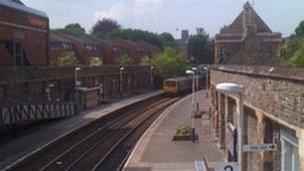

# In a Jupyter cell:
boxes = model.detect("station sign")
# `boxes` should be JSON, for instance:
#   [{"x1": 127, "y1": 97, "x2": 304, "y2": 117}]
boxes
[
  {"x1": 218, "y1": 162, "x2": 239, "y2": 171},
  {"x1": 242, "y1": 143, "x2": 277, "y2": 152}
]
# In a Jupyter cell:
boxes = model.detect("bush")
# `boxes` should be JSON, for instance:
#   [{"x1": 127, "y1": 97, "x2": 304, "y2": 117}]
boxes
[
  {"x1": 90, "y1": 57, "x2": 103, "y2": 66},
  {"x1": 176, "y1": 124, "x2": 190, "y2": 136},
  {"x1": 140, "y1": 56, "x2": 153, "y2": 66},
  {"x1": 58, "y1": 52, "x2": 78, "y2": 67},
  {"x1": 121, "y1": 54, "x2": 133, "y2": 66}
]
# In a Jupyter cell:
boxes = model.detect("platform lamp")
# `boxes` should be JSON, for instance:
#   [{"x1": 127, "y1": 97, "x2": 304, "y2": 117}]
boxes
[
  {"x1": 216, "y1": 83, "x2": 244, "y2": 171},
  {"x1": 150, "y1": 66, "x2": 154, "y2": 89},
  {"x1": 192, "y1": 67, "x2": 199, "y2": 112},
  {"x1": 120, "y1": 66, "x2": 124, "y2": 96},
  {"x1": 186, "y1": 69, "x2": 196, "y2": 143},
  {"x1": 45, "y1": 83, "x2": 54, "y2": 101},
  {"x1": 75, "y1": 67, "x2": 81, "y2": 106},
  {"x1": 203, "y1": 67, "x2": 209, "y2": 98}
]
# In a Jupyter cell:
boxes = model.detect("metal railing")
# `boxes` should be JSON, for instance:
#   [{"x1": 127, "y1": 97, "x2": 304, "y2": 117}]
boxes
[{"x1": 0, "y1": 101, "x2": 79, "y2": 126}]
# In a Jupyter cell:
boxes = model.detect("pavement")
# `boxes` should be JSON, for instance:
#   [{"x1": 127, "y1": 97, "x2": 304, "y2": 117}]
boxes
[
  {"x1": 124, "y1": 90, "x2": 224, "y2": 171},
  {"x1": 0, "y1": 90, "x2": 162, "y2": 170}
]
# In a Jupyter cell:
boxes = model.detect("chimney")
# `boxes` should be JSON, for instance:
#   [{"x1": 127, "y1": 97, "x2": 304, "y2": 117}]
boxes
[{"x1": 242, "y1": 2, "x2": 256, "y2": 38}]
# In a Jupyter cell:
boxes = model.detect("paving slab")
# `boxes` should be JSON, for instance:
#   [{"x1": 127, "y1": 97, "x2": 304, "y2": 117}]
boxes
[
  {"x1": 124, "y1": 90, "x2": 224, "y2": 171},
  {"x1": 0, "y1": 90, "x2": 162, "y2": 170}
]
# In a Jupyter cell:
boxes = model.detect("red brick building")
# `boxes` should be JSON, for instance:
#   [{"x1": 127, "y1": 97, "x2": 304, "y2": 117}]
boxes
[
  {"x1": 49, "y1": 33, "x2": 76, "y2": 65},
  {"x1": 115, "y1": 38, "x2": 141, "y2": 64},
  {"x1": 138, "y1": 41, "x2": 160, "y2": 59},
  {"x1": 0, "y1": 0, "x2": 49, "y2": 66},
  {"x1": 58, "y1": 33, "x2": 104, "y2": 65},
  {"x1": 214, "y1": 2, "x2": 282, "y2": 65}
]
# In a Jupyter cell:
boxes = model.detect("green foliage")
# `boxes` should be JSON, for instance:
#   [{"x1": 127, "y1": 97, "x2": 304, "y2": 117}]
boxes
[
  {"x1": 90, "y1": 57, "x2": 103, "y2": 67},
  {"x1": 277, "y1": 20, "x2": 304, "y2": 67},
  {"x1": 295, "y1": 20, "x2": 304, "y2": 37},
  {"x1": 219, "y1": 25, "x2": 228, "y2": 33},
  {"x1": 140, "y1": 56, "x2": 153, "y2": 66},
  {"x1": 159, "y1": 32, "x2": 176, "y2": 47},
  {"x1": 92, "y1": 18, "x2": 121, "y2": 35},
  {"x1": 58, "y1": 52, "x2": 78, "y2": 67},
  {"x1": 152, "y1": 47, "x2": 190, "y2": 79},
  {"x1": 109, "y1": 29, "x2": 175, "y2": 50},
  {"x1": 289, "y1": 41, "x2": 304, "y2": 67},
  {"x1": 62, "y1": 23, "x2": 86, "y2": 36},
  {"x1": 121, "y1": 54, "x2": 133, "y2": 66},
  {"x1": 176, "y1": 124, "x2": 190, "y2": 136},
  {"x1": 188, "y1": 32, "x2": 214, "y2": 65}
]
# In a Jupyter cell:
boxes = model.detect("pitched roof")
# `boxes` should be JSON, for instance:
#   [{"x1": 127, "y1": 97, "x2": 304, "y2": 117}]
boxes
[
  {"x1": 1, "y1": 0, "x2": 48, "y2": 18},
  {"x1": 221, "y1": 2, "x2": 272, "y2": 35},
  {"x1": 50, "y1": 33, "x2": 73, "y2": 43}
]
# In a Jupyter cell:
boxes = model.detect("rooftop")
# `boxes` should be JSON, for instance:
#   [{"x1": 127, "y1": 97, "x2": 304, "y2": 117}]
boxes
[{"x1": 1, "y1": 0, "x2": 48, "y2": 18}]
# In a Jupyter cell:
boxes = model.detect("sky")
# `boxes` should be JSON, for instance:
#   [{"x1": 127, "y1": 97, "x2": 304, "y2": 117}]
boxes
[{"x1": 22, "y1": 0, "x2": 304, "y2": 38}]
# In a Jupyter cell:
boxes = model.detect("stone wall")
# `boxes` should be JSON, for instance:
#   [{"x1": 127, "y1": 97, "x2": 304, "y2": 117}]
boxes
[{"x1": 210, "y1": 65, "x2": 303, "y2": 171}]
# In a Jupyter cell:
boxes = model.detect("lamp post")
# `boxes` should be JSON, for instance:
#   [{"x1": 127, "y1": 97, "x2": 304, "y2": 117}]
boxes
[
  {"x1": 186, "y1": 69, "x2": 196, "y2": 143},
  {"x1": 150, "y1": 66, "x2": 154, "y2": 89},
  {"x1": 120, "y1": 66, "x2": 124, "y2": 96},
  {"x1": 46, "y1": 83, "x2": 54, "y2": 101},
  {"x1": 75, "y1": 67, "x2": 81, "y2": 104},
  {"x1": 203, "y1": 67, "x2": 209, "y2": 97},
  {"x1": 192, "y1": 67, "x2": 199, "y2": 111},
  {"x1": 216, "y1": 83, "x2": 244, "y2": 171}
]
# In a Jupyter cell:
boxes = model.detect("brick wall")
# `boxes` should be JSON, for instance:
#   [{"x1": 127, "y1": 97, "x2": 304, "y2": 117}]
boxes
[{"x1": 0, "y1": 66, "x2": 154, "y2": 101}]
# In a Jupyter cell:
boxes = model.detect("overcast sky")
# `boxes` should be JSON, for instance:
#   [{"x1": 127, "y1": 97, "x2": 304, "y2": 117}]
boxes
[{"x1": 22, "y1": 0, "x2": 303, "y2": 38}]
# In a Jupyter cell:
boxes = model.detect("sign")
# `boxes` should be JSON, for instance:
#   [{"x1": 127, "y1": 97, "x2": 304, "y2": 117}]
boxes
[
  {"x1": 243, "y1": 143, "x2": 277, "y2": 152},
  {"x1": 218, "y1": 162, "x2": 239, "y2": 171}
]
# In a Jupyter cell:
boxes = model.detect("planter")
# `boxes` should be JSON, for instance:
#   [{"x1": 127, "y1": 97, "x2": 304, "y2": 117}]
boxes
[{"x1": 172, "y1": 134, "x2": 191, "y2": 141}]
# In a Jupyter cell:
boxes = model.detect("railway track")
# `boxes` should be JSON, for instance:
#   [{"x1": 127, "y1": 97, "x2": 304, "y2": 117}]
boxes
[{"x1": 6, "y1": 96, "x2": 180, "y2": 171}]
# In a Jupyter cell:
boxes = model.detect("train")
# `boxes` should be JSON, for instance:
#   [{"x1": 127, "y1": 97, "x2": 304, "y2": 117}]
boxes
[{"x1": 163, "y1": 76, "x2": 203, "y2": 95}]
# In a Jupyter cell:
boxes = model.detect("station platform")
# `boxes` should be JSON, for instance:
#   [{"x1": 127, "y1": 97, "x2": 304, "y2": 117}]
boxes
[
  {"x1": 124, "y1": 90, "x2": 224, "y2": 171},
  {"x1": 0, "y1": 90, "x2": 162, "y2": 170}
]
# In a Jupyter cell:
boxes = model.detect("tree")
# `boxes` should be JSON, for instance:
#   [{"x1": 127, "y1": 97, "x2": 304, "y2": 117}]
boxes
[
  {"x1": 289, "y1": 40, "x2": 304, "y2": 67},
  {"x1": 121, "y1": 54, "x2": 133, "y2": 66},
  {"x1": 90, "y1": 57, "x2": 103, "y2": 67},
  {"x1": 92, "y1": 18, "x2": 121, "y2": 35},
  {"x1": 60, "y1": 23, "x2": 86, "y2": 36},
  {"x1": 188, "y1": 31, "x2": 214, "y2": 65},
  {"x1": 219, "y1": 25, "x2": 228, "y2": 34},
  {"x1": 152, "y1": 47, "x2": 189, "y2": 79},
  {"x1": 277, "y1": 20, "x2": 304, "y2": 67},
  {"x1": 159, "y1": 32, "x2": 176, "y2": 47},
  {"x1": 140, "y1": 56, "x2": 153, "y2": 66},
  {"x1": 295, "y1": 20, "x2": 304, "y2": 37},
  {"x1": 58, "y1": 52, "x2": 78, "y2": 67},
  {"x1": 109, "y1": 29, "x2": 175, "y2": 50}
]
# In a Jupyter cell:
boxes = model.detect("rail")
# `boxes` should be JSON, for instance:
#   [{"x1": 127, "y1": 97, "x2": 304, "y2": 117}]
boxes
[{"x1": 0, "y1": 101, "x2": 78, "y2": 126}]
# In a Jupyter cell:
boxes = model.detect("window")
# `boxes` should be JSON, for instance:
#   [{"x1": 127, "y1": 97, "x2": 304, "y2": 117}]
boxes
[{"x1": 50, "y1": 42, "x2": 62, "y2": 50}]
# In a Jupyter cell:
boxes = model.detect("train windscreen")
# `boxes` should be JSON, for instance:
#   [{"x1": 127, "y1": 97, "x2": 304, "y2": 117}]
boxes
[{"x1": 164, "y1": 81, "x2": 176, "y2": 87}]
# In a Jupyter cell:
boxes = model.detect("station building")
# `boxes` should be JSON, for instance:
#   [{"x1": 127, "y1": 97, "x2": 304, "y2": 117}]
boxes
[
  {"x1": 0, "y1": 0, "x2": 49, "y2": 66},
  {"x1": 210, "y1": 2, "x2": 302, "y2": 171},
  {"x1": 214, "y1": 2, "x2": 282, "y2": 65}
]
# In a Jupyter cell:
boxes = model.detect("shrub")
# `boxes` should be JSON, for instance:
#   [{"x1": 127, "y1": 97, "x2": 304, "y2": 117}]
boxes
[
  {"x1": 58, "y1": 52, "x2": 78, "y2": 67},
  {"x1": 121, "y1": 54, "x2": 133, "y2": 66},
  {"x1": 176, "y1": 124, "x2": 190, "y2": 136},
  {"x1": 90, "y1": 57, "x2": 103, "y2": 67},
  {"x1": 140, "y1": 56, "x2": 153, "y2": 66}
]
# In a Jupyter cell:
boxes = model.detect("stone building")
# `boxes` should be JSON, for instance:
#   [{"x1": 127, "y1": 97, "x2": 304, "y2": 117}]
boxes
[
  {"x1": 214, "y1": 2, "x2": 282, "y2": 65},
  {"x1": 175, "y1": 30, "x2": 190, "y2": 60},
  {"x1": 210, "y1": 65, "x2": 303, "y2": 171}
]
